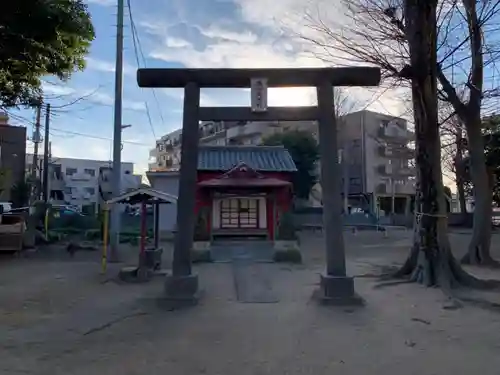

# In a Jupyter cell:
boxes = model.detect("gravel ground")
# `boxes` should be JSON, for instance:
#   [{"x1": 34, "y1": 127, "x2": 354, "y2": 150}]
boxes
[{"x1": 1, "y1": 231, "x2": 500, "y2": 375}]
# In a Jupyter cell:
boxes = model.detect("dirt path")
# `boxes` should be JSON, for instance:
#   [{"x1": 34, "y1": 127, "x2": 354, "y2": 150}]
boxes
[{"x1": 1, "y1": 235, "x2": 500, "y2": 374}]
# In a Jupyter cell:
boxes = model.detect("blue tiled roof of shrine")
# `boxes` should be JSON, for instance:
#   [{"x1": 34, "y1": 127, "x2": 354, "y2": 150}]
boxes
[{"x1": 197, "y1": 146, "x2": 297, "y2": 172}]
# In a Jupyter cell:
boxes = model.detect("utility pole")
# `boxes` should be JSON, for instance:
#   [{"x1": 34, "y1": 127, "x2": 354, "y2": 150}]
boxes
[
  {"x1": 109, "y1": 0, "x2": 125, "y2": 261},
  {"x1": 25, "y1": 101, "x2": 42, "y2": 248},
  {"x1": 30, "y1": 101, "x2": 42, "y2": 203},
  {"x1": 42, "y1": 104, "x2": 51, "y2": 203}
]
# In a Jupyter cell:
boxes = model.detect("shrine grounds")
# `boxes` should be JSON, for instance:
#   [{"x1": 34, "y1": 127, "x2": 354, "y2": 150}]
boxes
[{"x1": 2, "y1": 229, "x2": 500, "y2": 375}]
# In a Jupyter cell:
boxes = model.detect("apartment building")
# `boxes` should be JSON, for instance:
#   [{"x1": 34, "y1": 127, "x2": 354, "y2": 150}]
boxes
[
  {"x1": 148, "y1": 110, "x2": 415, "y2": 215},
  {"x1": 149, "y1": 120, "x2": 316, "y2": 171},
  {"x1": 0, "y1": 112, "x2": 27, "y2": 202},
  {"x1": 26, "y1": 155, "x2": 141, "y2": 210},
  {"x1": 337, "y1": 110, "x2": 415, "y2": 216}
]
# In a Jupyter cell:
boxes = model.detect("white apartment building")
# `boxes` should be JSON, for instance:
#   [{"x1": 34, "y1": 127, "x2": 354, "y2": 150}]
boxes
[{"x1": 26, "y1": 155, "x2": 141, "y2": 210}]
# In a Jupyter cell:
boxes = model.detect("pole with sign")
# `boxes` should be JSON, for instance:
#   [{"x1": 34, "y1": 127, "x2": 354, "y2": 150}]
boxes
[{"x1": 251, "y1": 78, "x2": 268, "y2": 112}]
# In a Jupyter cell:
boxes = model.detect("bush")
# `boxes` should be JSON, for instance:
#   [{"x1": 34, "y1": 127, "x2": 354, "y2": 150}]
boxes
[
  {"x1": 84, "y1": 229, "x2": 101, "y2": 241},
  {"x1": 276, "y1": 211, "x2": 297, "y2": 241},
  {"x1": 273, "y1": 249, "x2": 302, "y2": 263},
  {"x1": 194, "y1": 207, "x2": 210, "y2": 241}
]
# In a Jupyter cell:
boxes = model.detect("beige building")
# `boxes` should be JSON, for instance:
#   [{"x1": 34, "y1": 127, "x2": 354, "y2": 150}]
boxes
[{"x1": 337, "y1": 110, "x2": 415, "y2": 215}]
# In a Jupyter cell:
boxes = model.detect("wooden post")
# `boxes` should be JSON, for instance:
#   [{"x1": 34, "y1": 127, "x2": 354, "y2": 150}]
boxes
[
  {"x1": 172, "y1": 82, "x2": 200, "y2": 277},
  {"x1": 154, "y1": 202, "x2": 160, "y2": 249},
  {"x1": 102, "y1": 207, "x2": 109, "y2": 274},
  {"x1": 317, "y1": 82, "x2": 347, "y2": 277},
  {"x1": 140, "y1": 201, "x2": 147, "y2": 257}
]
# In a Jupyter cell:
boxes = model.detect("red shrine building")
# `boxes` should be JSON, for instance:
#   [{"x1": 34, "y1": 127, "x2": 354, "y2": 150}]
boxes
[{"x1": 147, "y1": 146, "x2": 297, "y2": 240}]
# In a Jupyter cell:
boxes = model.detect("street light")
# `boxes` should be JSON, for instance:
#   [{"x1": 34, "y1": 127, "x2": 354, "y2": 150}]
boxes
[{"x1": 120, "y1": 124, "x2": 131, "y2": 149}]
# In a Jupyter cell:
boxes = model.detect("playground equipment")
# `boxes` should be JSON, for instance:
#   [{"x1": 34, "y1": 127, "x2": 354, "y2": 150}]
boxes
[{"x1": 102, "y1": 187, "x2": 177, "y2": 280}]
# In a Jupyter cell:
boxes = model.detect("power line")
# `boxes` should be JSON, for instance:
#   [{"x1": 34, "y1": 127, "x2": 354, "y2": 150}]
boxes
[
  {"x1": 49, "y1": 127, "x2": 151, "y2": 146},
  {"x1": 6, "y1": 107, "x2": 152, "y2": 148},
  {"x1": 127, "y1": 0, "x2": 165, "y2": 139}
]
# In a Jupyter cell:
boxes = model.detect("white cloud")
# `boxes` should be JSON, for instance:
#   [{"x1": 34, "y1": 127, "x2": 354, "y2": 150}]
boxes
[
  {"x1": 149, "y1": 33, "x2": 324, "y2": 107},
  {"x1": 86, "y1": 57, "x2": 137, "y2": 76},
  {"x1": 199, "y1": 26, "x2": 258, "y2": 44},
  {"x1": 42, "y1": 82, "x2": 76, "y2": 96},
  {"x1": 84, "y1": 91, "x2": 146, "y2": 111},
  {"x1": 84, "y1": 0, "x2": 115, "y2": 6},
  {"x1": 165, "y1": 37, "x2": 192, "y2": 48},
  {"x1": 144, "y1": 0, "x2": 406, "y2": 116}
]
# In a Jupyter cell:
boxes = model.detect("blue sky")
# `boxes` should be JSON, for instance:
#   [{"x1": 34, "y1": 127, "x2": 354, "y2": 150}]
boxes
[{"x1": 10, "y1": 0, "x2": 407, "y2": 175}]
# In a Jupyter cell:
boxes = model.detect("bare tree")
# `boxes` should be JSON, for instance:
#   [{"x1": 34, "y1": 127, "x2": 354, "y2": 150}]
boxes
[
  {"x1": 440, "y1": 109, "x2": 469, "y2": 220},
  {"x1": 299, "y1": 0, "x2": 500, "y2": 266}
]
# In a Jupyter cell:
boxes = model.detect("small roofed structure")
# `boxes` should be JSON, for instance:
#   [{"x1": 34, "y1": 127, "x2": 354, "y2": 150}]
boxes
[
  {"x1": 105, "y1": 187, "x2": 177, "y2": 206},
  {"x1": 102, "y1": 187, "x2": 177, "y2": 277}
]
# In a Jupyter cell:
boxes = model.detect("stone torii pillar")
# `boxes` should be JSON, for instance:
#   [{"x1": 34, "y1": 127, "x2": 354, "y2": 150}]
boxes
[{"x1": 137, "y1": 67, "x2": 381, "y2": 306}]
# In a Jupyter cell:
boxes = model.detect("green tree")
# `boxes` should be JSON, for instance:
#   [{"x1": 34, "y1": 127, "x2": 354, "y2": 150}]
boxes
[
  {"x1": 0, "y1": 1, "x2": 95, "y2": 107},
  {"x1": 262, "y1": 131, "x2": 319, "y2": 199}
]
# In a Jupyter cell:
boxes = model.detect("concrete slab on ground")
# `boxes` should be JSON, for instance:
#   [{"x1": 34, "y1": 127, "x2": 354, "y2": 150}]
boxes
[
  {"x1": 210, "y1": 241, "x2": 275, "y2": 263},
  {"x1": 232, "y1": 261, "x2": 278, "y2": 303}
]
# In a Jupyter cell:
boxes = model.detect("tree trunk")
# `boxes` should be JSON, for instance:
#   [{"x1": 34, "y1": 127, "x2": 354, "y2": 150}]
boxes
[
  {"x1": 395, "y1": 0, "x2": 457, "y2": 287},
  {"x1": 454, "y1": 130, "x2": 468, "y2": 219},
  {"x1": 462, "y1": 120, "x2": 496, "y2": 265},
  {"x1": 394, "y1": 0, "x2": 493, "y2": 288}
]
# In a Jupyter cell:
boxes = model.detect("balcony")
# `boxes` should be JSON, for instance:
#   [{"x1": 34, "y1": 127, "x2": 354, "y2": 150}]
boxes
[
  {"x1": 226, "y1": 122, "x2": 270, "y2": 140},
  {"x1": 390, "y1": 144, "x2": 414, "y2": 158},
  {"x1": 377, "y1": 164, "x2": 415, "y2": 177},
  {"x1": 395, "y1": 181, "x2": 416, "y2": 194},
  {"x1": 378, "y1": 124, "x2": 414, "y2": 141},
  {"x1": 67, "y1": 172, "x2": 94, "y2": 181},
  {"x1": 50, "y1": 174, "x2": 65, "y2": 191},
  {"x1": 378, "y1": 144, "x2": 414, "y2": 159},
  {"x1": 375, "y1": 181, "x2": 415, "y2": 195},
  {"x1": 375, "y1": 183, "x2": 389, "y2": 194},
  {"x1": 378, "y1": 145, "x2": 393, "y2": 157}
]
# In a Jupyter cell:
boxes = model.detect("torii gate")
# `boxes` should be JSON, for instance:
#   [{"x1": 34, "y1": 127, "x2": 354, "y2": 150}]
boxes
[{"x1": 137, "y1": 67, "x2": 381, "y2": 305}]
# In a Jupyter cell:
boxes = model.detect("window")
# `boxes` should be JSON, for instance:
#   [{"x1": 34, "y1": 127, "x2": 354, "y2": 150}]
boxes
[
  {"x1": 66, "y1": 167, "x2": 77, "y2": 176},
  {"x1": 84, "y1": 168, "x2": 95, "y2": 177},
  {"x1": 350, "y1": 178, "x2": 361, "y2": 185},
  {"x1": 124, "y1": 170, "x2": 131, "y2": 175},
  {"x1": 381, "y1": 120, "x2": 390, "y2": 128},
  {"x1": 85, "y1": 187, "x2": 95, "y2": 195},
  {"x1": 220, "y1": 198, "x2": 258, "y2": 228}
]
